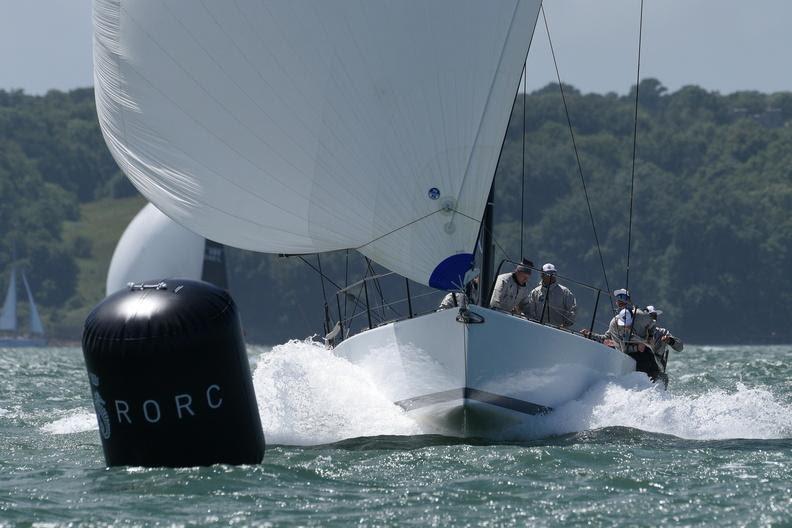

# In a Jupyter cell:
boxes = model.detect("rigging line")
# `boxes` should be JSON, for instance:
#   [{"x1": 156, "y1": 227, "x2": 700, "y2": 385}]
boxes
[
  {"x1": 365, "y1": 257, "x2": 386, "y2": 320},
  {"x1": 540, "y1": 5, "x2": 613, "y2": 307},
  {"x1": 626, "y1": 0, "x2": 644, "y2": 291},
  {"x1": 344, "y1": 265, "x2": 385, "y2": 330},
  {"x1": 343, "y1": 249, "x2": 350, "y2": 321},
  {"x1": 365, "y1": 257, "x2": 401, "y2": 320},
  {"x1": 453, "y1": 209, "x2": 513, "y2": 265},
  {"x1": 316, "y1": 255, "x2": 329, "y2": 307},
  {"x1": 354, "y1": 210, "x2": 440, "y2": 251},
  {"x1": 342, "y1": 265, "x2": 369, "y2": 332},
  {"x1": 520, "y1": 62, "x2": 527, "y2": 258},
  {"x1": 296, "y1": 256, "x2": 343, "y2": 291}
]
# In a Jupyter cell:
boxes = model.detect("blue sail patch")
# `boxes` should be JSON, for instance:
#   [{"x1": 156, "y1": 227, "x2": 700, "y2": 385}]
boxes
[{"x1": 429, "y1": 253, "x2": 474, "y2": 291}]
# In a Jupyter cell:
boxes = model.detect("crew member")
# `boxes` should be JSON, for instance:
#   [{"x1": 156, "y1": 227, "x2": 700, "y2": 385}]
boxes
[
  {"x1": 439, "y1": 277, "x2": 479, "y2": 310},
  {"x1": 489, "y1": 258, "x2": 533, "y2": 314},
  {"x1": 646, "y1": 305, "x2": 684, "y2": 371},
  {"x1": 526, "y1": 263, "x2": 577, "y2": 327},
  {"x1": 583, "y1": 289, "x2": 661, "y2": 381}
]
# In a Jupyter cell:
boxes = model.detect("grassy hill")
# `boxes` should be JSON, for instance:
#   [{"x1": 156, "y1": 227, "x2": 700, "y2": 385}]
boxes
[{"x1": 48, "y1": 195, "x2": 146, "y2": 340}]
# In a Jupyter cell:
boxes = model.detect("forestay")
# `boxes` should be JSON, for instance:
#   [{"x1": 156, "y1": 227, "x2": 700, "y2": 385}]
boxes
[{"x1": 94, "y1": 0, "x2": 540, "y2": 289}]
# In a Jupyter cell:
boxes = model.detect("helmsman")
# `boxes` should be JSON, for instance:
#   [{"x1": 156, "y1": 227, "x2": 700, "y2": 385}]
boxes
[
  {"x1": 525, "y1": 263, "x2": 577, "y2": 328},
  {"x1": 489, "y1": 259, "x2": 533, "y2": 314}
]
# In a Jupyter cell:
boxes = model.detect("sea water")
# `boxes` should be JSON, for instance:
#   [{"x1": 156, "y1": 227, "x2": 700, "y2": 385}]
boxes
[{"x1": 1, "y1": 343, "x2": 789, "y2": 526}]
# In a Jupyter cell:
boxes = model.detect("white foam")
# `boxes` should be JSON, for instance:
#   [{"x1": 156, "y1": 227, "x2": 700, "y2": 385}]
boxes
[
  {"x1": 42, "y1": 410, "x2": 98, "y2": 435},
  {"x1": 252, "y1": 340, "x2": 791, "y2": 444},
  {"x1": 42, "y1": 343, "x2": 791, "y2": 444},
  {"x1": 521, "y1": 374, "x2": 792, "y2": 440},
  {"x1": 252, "y1": 339, "x2": 421, "y2": 445}
]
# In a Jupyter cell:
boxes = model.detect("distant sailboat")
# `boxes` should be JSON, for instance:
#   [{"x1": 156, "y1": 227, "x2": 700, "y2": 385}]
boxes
[{"x1": 0, "y1": 263, "x2": 47, "y2": 348}]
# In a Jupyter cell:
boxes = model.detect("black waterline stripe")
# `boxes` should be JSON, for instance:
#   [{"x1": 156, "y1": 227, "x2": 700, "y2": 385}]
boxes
[{"x1": 395, "y1": 388, "x2": 552, "y2": 416}]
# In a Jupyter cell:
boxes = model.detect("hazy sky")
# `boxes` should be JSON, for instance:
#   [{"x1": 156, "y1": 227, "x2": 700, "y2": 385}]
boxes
[{"x1": 1, "y1": 0, "x2": 790, "y2": 95}]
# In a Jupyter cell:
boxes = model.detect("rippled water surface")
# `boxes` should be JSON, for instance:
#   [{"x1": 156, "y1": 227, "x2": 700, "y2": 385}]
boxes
[{"x1": 1, "y1": 343, "x2": 790, "y2": 526}]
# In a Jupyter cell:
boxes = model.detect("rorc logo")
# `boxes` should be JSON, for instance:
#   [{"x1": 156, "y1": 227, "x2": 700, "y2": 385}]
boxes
[
  {"x1": 89, "y1": 373, "x2": 112, "y2": 440},
  {"x1": 111, "y1": 384, "x2": 224, "y2": 425}
]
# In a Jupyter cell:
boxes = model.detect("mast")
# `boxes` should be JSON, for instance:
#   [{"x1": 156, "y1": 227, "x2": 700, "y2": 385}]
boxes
[{"x1": 479, "y1": 186, "x2": 495, "y2": 307}]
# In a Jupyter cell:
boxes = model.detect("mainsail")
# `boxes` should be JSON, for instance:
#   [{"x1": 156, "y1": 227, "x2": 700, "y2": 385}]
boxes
[
  {"x1": 21, "y1": 272, "x2": 44, "y2": 336},
  {"x1": 94, "y1": 0, "x2": 541, "y2": 289},
  {"x1": 0, "y1": 266, "x2": 16, "y2": 332}
]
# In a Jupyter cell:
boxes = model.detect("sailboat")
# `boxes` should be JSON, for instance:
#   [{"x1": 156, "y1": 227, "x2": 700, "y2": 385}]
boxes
[
  {"x1": 92, "y1": 0, "x2": 635, "y2": 436},
  {"x1": 106, "y1": 202, "x2": 228, "y2": 296},
  {"x1": 0, "y1": 263, "x2": 47, "y2": 348}
]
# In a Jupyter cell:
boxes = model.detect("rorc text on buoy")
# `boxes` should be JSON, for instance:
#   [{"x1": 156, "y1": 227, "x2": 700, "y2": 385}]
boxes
[{"x1": 110, "y1": 384, "x2": 224, "y2": 424}]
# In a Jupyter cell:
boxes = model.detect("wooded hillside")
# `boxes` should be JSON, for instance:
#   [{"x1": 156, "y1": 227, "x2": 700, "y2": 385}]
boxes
[{"x1": 0, "y1": 81, "x2": 790, "y2": 343}]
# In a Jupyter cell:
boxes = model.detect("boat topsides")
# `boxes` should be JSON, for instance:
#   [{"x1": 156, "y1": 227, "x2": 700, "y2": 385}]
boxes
[
  {"x1": 333, "y1": 306, "x2": 635, "y2": 433},
  {"x1": 465, "y1": 306, "x2": 635, "y2": 408}
]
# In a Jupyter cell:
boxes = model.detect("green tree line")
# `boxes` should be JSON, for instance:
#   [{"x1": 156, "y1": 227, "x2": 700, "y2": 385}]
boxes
[{"x1": 0, "y1": 81, "x2": 790, "y2": 343}]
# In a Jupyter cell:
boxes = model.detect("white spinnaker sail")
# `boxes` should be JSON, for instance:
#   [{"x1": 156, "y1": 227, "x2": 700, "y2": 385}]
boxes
[
  {"x1": 106, "y1": 203, "x2": 204, "y2": 296},
  {"x1": 0, "y1": 267, "x2": 17, "y2": 332},
  {"x1": 94, "y1": 0, "x2": 541, "y2": 289},
  {"x1": 21, "y1": 272, "x2": 44, "y2": 336}
]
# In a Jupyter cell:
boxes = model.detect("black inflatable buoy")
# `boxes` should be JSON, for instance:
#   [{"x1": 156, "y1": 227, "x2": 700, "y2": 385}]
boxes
[{"x1": 82, "y1": 279, "x2": 265, "y2": 467}]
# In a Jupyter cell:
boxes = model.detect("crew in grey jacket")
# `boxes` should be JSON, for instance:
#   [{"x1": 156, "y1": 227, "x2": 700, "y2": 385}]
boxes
[
  {"x1": 646, "y1": 305, "x2": 683, "y2": 370},
  {"x1": 439, "y1": 276, "x2": 479, "y2": 310},
  {"x1": 526, "y1": 263, "x2": 577, "y2": 327},
  {"x1": 489, "y1": 259, "x2": 533, "y2": 314},
  {"x1": 583, "y1": 289, "x2": 655, "y2": 350},
  {"x1": 583, "y1": 289, "x2": 661, "y2": 381}
]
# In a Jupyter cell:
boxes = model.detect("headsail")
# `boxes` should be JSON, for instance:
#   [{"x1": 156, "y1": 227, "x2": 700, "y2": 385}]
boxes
[
  {"x1": 21, "y1": 272, "x2": 45, "y2": 336},
  {"x1": 94, "y1": 0, "x2": 541, "y2": 289},
  {"x1": 201, "y1": 240, "x2": 228, "y2": 291},
  {"x1": 0, "y1": 266, "x2": 16, "y2": 332},
  {"x1": 106, "y1": 202, "x2": 205, "y2": 295}
]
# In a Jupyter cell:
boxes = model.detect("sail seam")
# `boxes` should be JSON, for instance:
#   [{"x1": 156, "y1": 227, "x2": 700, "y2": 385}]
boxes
[{"x1": 451, "y1": 1, "x2": 522, "y2": 220}]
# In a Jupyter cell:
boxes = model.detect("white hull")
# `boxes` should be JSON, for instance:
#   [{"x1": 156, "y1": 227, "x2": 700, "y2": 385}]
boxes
[{"x1": 334, "y1": 306, "x2": 635, "y2": 437}]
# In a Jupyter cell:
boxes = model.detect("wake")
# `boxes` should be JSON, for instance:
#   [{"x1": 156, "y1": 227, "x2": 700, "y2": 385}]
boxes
[
  {"x1": 42, "y1": 340, "x2": 792, "y2": 445},
  {"x1": 250, "y1": 340, "x2": 792, "y2": 445}
]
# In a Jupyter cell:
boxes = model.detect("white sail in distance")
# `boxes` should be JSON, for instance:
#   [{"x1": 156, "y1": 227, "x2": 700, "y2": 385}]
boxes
[
  {"x1": 106, "y1": 203, "x2": 205, "y2": 296},
  {"x1": 94, "y1": 0, "x2": 541, "y2": 289},
  {"x1": 0, "y1": 266, "x2": 16, "y2": 332},
  {"x1": 21, "y1": 272, "x2": 44, "y2": 336}
]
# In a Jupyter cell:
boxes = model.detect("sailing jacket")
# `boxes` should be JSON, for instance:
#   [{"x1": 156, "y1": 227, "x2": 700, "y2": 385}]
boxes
[
  {"x1": 489, "y1": 273, "x2": 531, "y2": 313},
  {"x1": 592, "y1": 307, "x2": 656, "y2": 353},
  {"x1": 651, "y1": 326, "x2": 684, "y2": 367},
  {"x1": 525, "y1": 282, "x2": 577, "y2": 327},
  {"x1": 439, "y1": 292, "x2": 468, "y2": 310}
]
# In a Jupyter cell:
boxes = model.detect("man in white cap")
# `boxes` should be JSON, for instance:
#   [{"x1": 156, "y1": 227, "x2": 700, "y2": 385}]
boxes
[
  {"x1": 489, "y1": 258, "x2": 533, "y2": 314},
  {"x1": 645, "y1": 305, "x2": 684, "y2": 372},
  {"x1": 526, "y1": 263, "x2": 577, "y2": 328}
]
